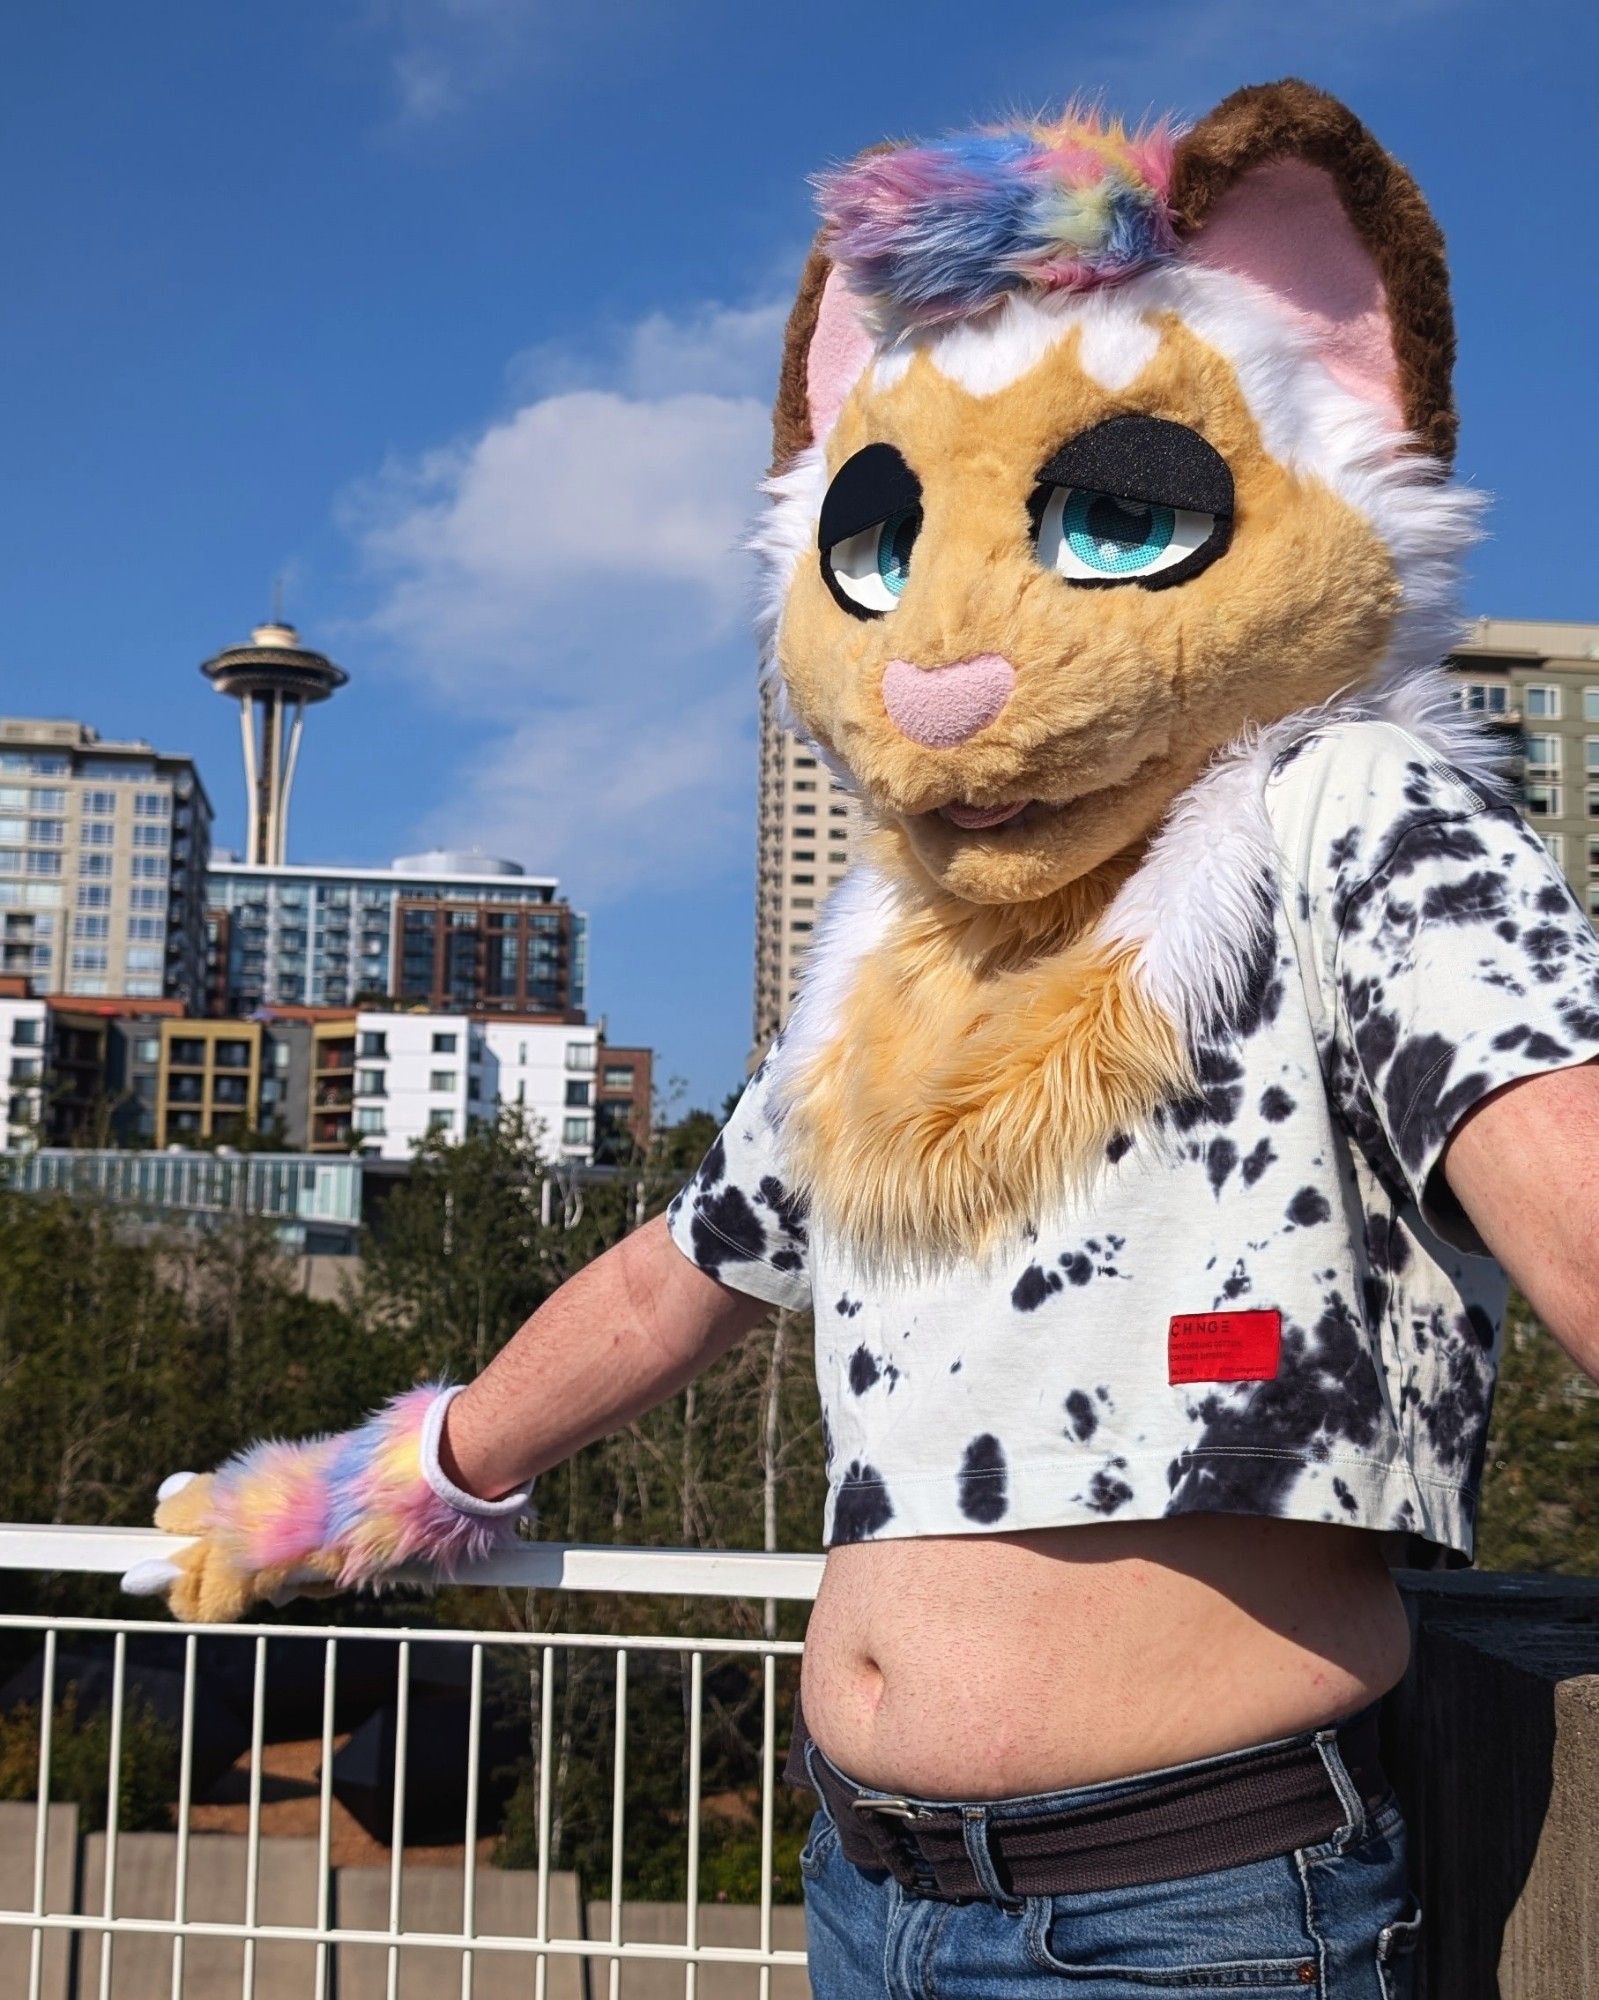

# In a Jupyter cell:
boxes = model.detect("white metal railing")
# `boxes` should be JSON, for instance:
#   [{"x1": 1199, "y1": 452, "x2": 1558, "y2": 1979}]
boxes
[{"x1": 0, "y1": 1525, "x2": 825, "y2": 2000}]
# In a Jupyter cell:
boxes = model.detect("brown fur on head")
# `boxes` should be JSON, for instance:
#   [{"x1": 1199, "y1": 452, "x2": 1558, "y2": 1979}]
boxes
[{"x1": 761, "y1": 80, "x2": 1456, "y2": 915}]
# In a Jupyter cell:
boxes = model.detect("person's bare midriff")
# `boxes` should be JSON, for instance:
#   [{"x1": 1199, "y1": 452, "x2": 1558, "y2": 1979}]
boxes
[{"x1": 799, "y1": 1514, "x2": 1411, "y2": 1800}]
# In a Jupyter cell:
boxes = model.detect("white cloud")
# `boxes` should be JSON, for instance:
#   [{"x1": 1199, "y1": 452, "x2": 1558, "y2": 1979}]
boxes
[
  {"x1": 364, "y1": 0, "x2": 547, "y2": 128},
  {"x1": 343, "y1": 297, "x2": 785, "y2": 901}
]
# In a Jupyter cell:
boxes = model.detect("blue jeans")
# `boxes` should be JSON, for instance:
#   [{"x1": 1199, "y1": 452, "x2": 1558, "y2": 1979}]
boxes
[{"x1": 800, "y1": 1726, "x2": 1423, "y2": 1997}]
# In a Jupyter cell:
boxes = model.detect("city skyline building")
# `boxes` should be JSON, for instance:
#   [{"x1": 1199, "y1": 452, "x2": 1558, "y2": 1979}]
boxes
[
  {"x1": 752, "y1": 683, "x2": 856, "y2": 1057},
  {"x1": 1445, "y1": 616, "x2": 1599, "y2": 915},
  {"x1": 0, "y1": 716, "x2": 212, "y2": 1007},
  {"x1": 200, "y1": 619, "x2": 347, "y2": 866},
  {"x1": 207, "y1": 851, "x2": 586, "y2": 1016}
]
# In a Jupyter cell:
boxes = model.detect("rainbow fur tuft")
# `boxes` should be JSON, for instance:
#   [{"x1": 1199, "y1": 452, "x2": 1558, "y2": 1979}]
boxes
[
  {"x1": 213, "y1": 1386, "x2": 518, "y2": 1588},
  {"x1": 137, "y1": 1385, "x2": 528, "y2": 1621},
  {"x1": 815, "y1": 107, "x2": 1182, "y2": 336}
]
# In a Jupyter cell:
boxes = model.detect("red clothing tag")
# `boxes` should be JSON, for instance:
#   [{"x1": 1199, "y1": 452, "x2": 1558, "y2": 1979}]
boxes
[{"x1": 1168, "y1": 1310, "x2": 1282, "y2": 1385}]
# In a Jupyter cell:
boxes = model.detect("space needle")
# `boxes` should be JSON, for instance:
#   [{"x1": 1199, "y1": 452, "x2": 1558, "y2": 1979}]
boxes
[{"x1": 200, "y1": 617, "x2": 348, "y2": 865}]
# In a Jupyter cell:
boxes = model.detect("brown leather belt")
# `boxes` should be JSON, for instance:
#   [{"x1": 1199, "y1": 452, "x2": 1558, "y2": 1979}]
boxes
[{"x1": 785, "y1": 1700, "x2": 1390, "y2": 1902}]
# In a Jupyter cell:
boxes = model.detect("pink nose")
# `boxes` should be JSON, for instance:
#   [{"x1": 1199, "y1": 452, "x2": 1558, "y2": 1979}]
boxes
[{"x1": 881, "y1": 654, "x2": 1016, "y2": 748}]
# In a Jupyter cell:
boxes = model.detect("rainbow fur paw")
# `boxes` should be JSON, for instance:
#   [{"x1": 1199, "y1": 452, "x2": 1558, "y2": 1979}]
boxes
[{"x1": 121, "y1": 1386, "x2": 528, "y2": 1624}]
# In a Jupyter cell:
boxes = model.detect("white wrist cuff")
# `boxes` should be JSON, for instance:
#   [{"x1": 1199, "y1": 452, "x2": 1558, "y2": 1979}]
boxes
[{"x1": 420, "y1": 1386, "x2": 532, "y2": 1519}]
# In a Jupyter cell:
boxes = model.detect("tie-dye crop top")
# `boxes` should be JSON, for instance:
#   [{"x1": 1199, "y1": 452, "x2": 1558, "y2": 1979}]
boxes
[{"x1": 667, "y1": 721, "x2": 1599, "y2": 1565}]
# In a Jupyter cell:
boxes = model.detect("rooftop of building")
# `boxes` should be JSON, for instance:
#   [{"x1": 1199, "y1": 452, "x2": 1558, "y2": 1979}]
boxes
[
  {"x1": 1450, "y1": 616, "x2": 1599, "y2": 662},
  {"x1": 0, "y1": 715, "x2": 215, "y2": 809},
  {"x1": 209, "y1": 854, "x2": 560, "y2": 892}
]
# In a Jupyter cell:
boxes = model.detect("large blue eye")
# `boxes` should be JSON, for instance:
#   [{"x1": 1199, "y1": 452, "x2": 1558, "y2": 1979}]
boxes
[
  {"x1": 827, "y1": 505, "x2": 922, "y2": 615},
  {"x1": 1035, "y1": 485, "x2": 1217, "y2": 585}
]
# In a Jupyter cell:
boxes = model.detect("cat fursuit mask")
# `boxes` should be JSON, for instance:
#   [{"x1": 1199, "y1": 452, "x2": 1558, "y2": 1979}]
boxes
[{"x1": 752, "y1": 79, "x2": 1492, "y2": 1269}]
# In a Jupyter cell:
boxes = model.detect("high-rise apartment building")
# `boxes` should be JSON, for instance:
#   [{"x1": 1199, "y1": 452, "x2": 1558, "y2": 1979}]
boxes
[
  {"x1": 208, "y1": 851, "x2": 586, "y2": 1017},
  {"x1": 0, "y1": 718, "x2": 212, "y2": 1005},
  {"x1": 1445, "y1": 617, "x2": 1599, "y2": 917},
  {"x1": 753, "y1": 684, "x2": 856, "y2": 1053}
]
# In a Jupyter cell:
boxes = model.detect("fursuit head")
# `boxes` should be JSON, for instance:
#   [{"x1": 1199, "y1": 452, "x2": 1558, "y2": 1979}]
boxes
[{"x1": 753, "y1": 79, "x2": 1489, "y2": 1269}]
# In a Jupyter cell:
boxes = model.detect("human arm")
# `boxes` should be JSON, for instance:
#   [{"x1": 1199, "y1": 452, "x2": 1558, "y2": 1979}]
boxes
[
  {"x1": 1442, "y1": 1061, "x2": 1599, "y2": 1374},
  {"x1": 437, "y1": 1213, "x2": 773, "y2": 1499},
  {"x1": 127, "y1": 1216, "x2": 770, "y2": 1621}
]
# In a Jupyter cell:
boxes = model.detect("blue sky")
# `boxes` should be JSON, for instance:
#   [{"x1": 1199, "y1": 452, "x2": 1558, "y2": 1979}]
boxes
[{"x1": 1, "y1": 0, "x2": 1593, "y2": 1109}]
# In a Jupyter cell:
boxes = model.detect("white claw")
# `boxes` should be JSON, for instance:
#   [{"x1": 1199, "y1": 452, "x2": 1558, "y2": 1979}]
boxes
[
  {"x1": 157, "y1": 1471, "x2": 198, "y2": 1502},
  {"x1": 121, "y1": 1560, "x2": 181, "y2": 1598}
]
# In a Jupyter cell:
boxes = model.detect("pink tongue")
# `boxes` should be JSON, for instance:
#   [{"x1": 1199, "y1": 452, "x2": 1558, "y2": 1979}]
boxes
[{"x1": 941, "y1": 799, "x2": 1030, "y2": 829}]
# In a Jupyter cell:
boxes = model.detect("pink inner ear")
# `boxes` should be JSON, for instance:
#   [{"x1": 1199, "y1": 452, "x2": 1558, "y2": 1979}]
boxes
[
  {"x1": 806, "y1": 267, "x2": 876, "y2": 443},
  {"x1": 1190, "y1": 156, "x2": 1403, "y2": 426}
]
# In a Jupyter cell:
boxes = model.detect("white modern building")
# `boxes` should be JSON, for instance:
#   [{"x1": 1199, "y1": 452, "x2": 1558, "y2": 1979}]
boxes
[
  {"x1": 0, "y1": 995, "x2": 48, "y2": 1153},
  {"x1": 350, "y1": 1011, "x2": 601, "y2": 1163},
  {"x1": 208, "y1": 852, "x2": 585, "y2": 1016}
]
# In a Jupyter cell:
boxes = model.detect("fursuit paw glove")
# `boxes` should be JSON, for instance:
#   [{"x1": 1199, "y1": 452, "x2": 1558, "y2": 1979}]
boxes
[{"x1": 120, "y1": 1384, "x2": 528, "y2": 1624}]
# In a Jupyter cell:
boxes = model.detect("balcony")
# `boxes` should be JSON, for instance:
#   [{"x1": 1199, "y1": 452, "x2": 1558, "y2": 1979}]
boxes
[{"x1": 0, "y1": 1528, "x2": 813, "y2": 1996}]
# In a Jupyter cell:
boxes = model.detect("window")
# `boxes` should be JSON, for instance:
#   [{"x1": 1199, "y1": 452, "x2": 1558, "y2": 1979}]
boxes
[
  {"x1": 11, "y1": 1019, "x2": 43, "y2": 1047},
  {"x1": 565, "y1": 1042, "x2": 596, "y2": 1072},
  {"x1": 134, "y1": 792, "x2": 169, "y2": 817},
  {"x1": 791, "y1": 873, "x2": 814, "y2": 886},
  {"x1": 72, "y1": 915, "x2": 109, "y2": 940},
  {"x1": 355, "y1": 1107, "x2": 385, "y2": 1135},
  {"x1": 1586, "y1": 739, "x2": 1599, "y2": 775},
  {"x1": 133, "y1": 823, "x2": 168, "y2": 848},
  {"x1": 27, "y1": 853, "x2": 62, "y2": 877},
  {"x1": 135, "y1": 1036, "x2": 160, "y2": 1064},
  {"x1": 32, "y1": 790, "x2": 66, "y2": 812},
  {"x1": 427, "y1": 1108, "x2": 455, "y2": 1133},
  {"x1": 127, "y1": 916, "x2": 164, "y2": 940},
  {"x1": 1542, "y1": 834, "x2": 1566, "y2": 867},
  {"x1": 562, "y1": 1117, "x2": 591, "y2": 1146},
  {"x1": 356, "y1": 1068, "x2": 386, "y2": 1095},
  {"x1": 79, "y1": 852, "x2": 112, "y2": 878},
  {"x1": 1525, "y1": 782, "x2": 1561, "y2": 818},
  {"x1": 829, "y1": 849, "x2": 848, "y2": 864},
  {"x1": 1525, "y1": 733, "x2": 1562, "y2": 773},
  {"x1": 10, "y1": 1056, "x2": 42, "y2": 1082},
  {"x1": 28, "y1": 820, "x2": 64, "y2": 844},
  {"x1": 66, "y1": 977, "x2": 107, "y2": 996},
  {"x1": 791, "y1": 849, "x2": 814, "y2": 863},
  {"x1": 358, "y1": 1030, "x2": 387, "y2": 1059},
  {"x1": 429, "y1": 1070, "x2": 457, "y2": 1092},
  {"x1": 794, "y1": 803, "x2": 816, "y2": 817},
  {"x1": 565, "y1": 1079, "x2": 590, "y2": 1107},
  {"x1": 125, "y1": 977, "x2": 162, "y2": 998},
  {"x1": 130, "y1": 886, "x2": 166, "y2": 910},
  {"x1": 70, "y1": 948, "x2": 108, "y2": 972},
  {"x1": 80, "y1": 821, "x2": 115, "y2": 846},
  {"x1": 792, "y1": 920, "x2": 813, "y2": 933},
  {"x1": 131, "y1": 854, "x2": 166, "y2": 879},
  {"x1": 794, "y1": 780, "x2": 816, "y2": 793},
  {"x1": 830, "y1": 804, "x2": 848, "y2": 818},
  {"x1": 82, "y1": 790, "x2": 116, "y2": 815},
  {"x1": 0, "y1": 789, "x2": 24, "y2": 812},
  {"x1": 1524, "y1": 684, "x2": 1561, "y2": 720},
  {"x1": 431, "y1": 1031, "x2": 457, "y2": 1053},
  {"x1": 1460, "y1": 682, "x2": 1508, "y2": 715},
  {"x1": 792, "y1": 897, "x2": 814, "y2": 910},
  {"x1": 602, "y1": 1065, "x2": 634, "y2": 1089},
  {"x1": 126, "y1": 948, "x2": 162, "y2": 972},
  {"x1": 0, "y1": 820, "x2": 22, "y2": 843},
  {"x1": 77, "y1": 884, "x2": 111, "y2": 909}
]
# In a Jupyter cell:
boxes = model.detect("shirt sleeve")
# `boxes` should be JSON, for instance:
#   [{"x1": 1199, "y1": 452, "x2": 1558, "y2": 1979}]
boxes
[
  {"x1": 665, "y1": 1047, "x2": 812, "y2": 1310},
  {"x1": 1316, "y1": 738, "x2": 1599, "y2": 1250}
]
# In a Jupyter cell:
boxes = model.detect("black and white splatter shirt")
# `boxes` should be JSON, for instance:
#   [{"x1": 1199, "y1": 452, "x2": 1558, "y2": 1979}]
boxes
[{"x1": 668, "y1": 721, "x2": 1599, "y2": 1563}]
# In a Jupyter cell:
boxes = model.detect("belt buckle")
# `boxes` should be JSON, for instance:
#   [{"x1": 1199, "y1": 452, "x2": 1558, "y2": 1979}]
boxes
[{"x1": 850, "y1": 1794, "x2": 923, "y2": 1820}]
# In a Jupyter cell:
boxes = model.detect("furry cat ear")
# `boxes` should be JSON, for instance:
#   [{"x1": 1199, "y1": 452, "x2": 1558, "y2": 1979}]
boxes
[
  {"x1": 772, "y1": 239, "x2": 876, "y2": 473},
  {"x1": 1171, "y1": 80, "x2": 1456, "y2": 463}
]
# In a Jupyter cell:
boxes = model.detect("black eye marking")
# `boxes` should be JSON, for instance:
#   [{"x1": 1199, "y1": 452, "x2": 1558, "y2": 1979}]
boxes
[
  {"x1": 818, "y1": 443, "x2": 921, "y2": 549},
  {"x1": 819, "y1": 443, "x2": 924, "y2": 621},
  {"x1": 1035, "y1": 415, "x2": 1234, "y2": 516},
  {"x1": 1026, "y1": 415, "x2": 1235, "y2": 593}
]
